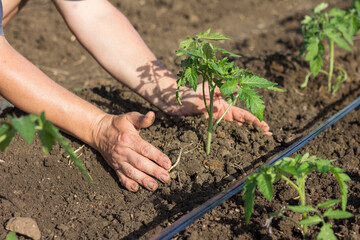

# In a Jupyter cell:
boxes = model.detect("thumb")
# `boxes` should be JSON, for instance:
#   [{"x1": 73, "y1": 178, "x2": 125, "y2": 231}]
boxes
[{"x1": 126, "y1": 111, "x2": 155, "y2": 130}]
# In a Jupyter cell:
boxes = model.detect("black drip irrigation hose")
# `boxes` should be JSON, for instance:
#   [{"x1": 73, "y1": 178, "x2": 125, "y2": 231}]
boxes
[{"x1": 150, "y1": 96, "x2": 360, "y2": 240}]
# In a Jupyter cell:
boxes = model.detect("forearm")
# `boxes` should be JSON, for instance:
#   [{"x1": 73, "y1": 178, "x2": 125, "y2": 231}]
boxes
[
  {"x1": 52, "y1": 0, "x2": 178, "y2": 110},
  {"x1": 0, "y1": 37, "x2": 105, "y2": 148}
]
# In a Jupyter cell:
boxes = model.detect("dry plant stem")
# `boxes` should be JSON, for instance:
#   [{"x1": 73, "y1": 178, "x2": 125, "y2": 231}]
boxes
[{"x1": 169, "y1": 148, "x2": 183, "y2": 172}]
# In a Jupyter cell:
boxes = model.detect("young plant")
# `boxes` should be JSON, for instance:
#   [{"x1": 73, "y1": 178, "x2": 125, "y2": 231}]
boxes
[
  {"x1": 176, "y1": 29, "x2": 282, "y2": 154},
  {"x1": 0, "y1": 112, "x2": 93, "y2": 183},
  {"x1": 242, "y1": 153, "x2": 353, "y2": 239},
  {"x1": 299, "y1": 2, "x2": 359, "y2": 94}
]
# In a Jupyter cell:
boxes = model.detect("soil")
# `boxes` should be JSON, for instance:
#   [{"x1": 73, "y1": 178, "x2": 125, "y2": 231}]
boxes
[{"x1": 1, "y1": 0, "x2": 360, "y2": 239}]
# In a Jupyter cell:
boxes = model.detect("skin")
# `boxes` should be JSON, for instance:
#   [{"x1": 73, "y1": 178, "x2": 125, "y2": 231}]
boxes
[{"x1": 0, "y1": 0, "x2": 272, "y2": 192}]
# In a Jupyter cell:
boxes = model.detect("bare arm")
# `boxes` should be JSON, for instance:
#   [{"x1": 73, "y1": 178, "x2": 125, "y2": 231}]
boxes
[
  {"x1": 52, "y1": 0, "x2": 178, "y2": 113},
  {"x1": 0, "y1": 36, "x2": 104, "y2": 147}
]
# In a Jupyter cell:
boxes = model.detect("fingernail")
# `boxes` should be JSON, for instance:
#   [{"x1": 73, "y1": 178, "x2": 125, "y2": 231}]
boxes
[
  {"x1": 162, "y1": 162, "x2": 170, "y2": 169},
  {"x1": 147, "y1": 181, "x2": 155, "y2": 190},
  {"x1": 131, "y1": 183, "x2": 138, "y2": 192},
  {"x1": 160, "y1": 174, "x2": 169, "y2": 183}
]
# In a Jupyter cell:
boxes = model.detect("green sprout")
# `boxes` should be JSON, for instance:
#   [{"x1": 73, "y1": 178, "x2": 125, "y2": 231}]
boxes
[
  {"x1": 299, "y1": 2, "x2": 360, "y2": 94},
  {"x1": 176, "y1": 29, "x2": 283, "y2": 154},
  {"x1": 243, "y1": 153, "x2": 353, "y2": 239},
  {"x1": 0, "y1": 112, "x2": 93, "y2": 183}
]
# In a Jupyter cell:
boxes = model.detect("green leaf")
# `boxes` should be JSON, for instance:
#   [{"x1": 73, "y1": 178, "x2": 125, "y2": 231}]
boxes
[
  {"x1": 267, "y1": 86, "x2": 286, "y2": 92},
  {"x1": 242, "y1": 179, "x2": 257, "y2": 223},
  {"x1": 305, "y1": 39, "x2": 319, "y2": 61},
  {"x1": 9, "y1": 115, "x2": 36, "y2": 144},
  {"x1": 202, "y1": 42, "x2": 215, "y2": 59},
  {"x1": 316, "y1": 159, "x2": 330, "y2": 173},
  {"x1": 288, "y1": 205, "x2": 316, "y2": 213},
  {"x1": 256, "y1": 171, "x2": 274, "y2": 201},
  {"x1": 5, "y1": 232, "x2": 18, "y2": 240},
  {"x1": 0, "y1": 122, "x2": 16, "y2": 152},
  {"x1": 313, "y1": 2, "x2": 328, "y2": 13},
  {"x1": 299, "y1": 215, "x2": 322, "y2": 226},
  {"x1": 241, "y1": 75, "x2": 277, "y2": 88},
  {"x1": 220, "y1": 78, "x2": 238, "y2": 95},
  {"x1": 178, "y1": 37, "x2": 195, "y2": 50},
  {"x1": 176, "y1": 49, "x2": 205, "y2": 59},
  {"x1": 325, "y1": 30, "x2": 351, "y2": 51},
  {"x1": 302, "y1": 15, "x2": 312, "y2": 24},
  {"x1": 317, "y1": 223, "x2": 337, "y2": 240},
  {"x1": 329, "y1": 8, "x2": 346, "y2": 17},
  {"x1": 330, "y1": 167, "x2": 350, "y2": 211},
  {"x1": 238, "y1": 87, "x2": 265, "y2": 121},
  {"x1": 214, "y1": 46, "x2": 241, "y2": 57},
  {"x1": 317, "y1": 199, "x2": 341, "y2": 208},
  {"x1": 185, "y1": 67, "x2": 198, "y2": 91},
  {"x1": 323, "y1": 209, "x2": 354, "y2": 219},
  {"x1": 196, "y1": 29, "x2": 231, "y2": 41},
  {"x1": 310, "y1": 56, "x2": 323, "y2": 76},
  {"x1": 38, "y1": 128, "x2": 56, "y2": 155}
]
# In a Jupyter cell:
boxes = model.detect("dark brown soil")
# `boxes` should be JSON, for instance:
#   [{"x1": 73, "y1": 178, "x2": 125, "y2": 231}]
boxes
[{"x1": 1, "y1": 0, "x2": 359, "y2": 239}]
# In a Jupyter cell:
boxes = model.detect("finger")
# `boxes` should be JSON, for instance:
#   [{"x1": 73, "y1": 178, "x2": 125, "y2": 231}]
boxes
[
  {"x1": 131, "y1": 136, "x2": 172, "y2": 170},
  {"x1": 125, "y1": 148, "x2": 171, "y2": 183},
  {"x1": 126, "y1": 111, "x2": 155, "y2": 130},
  {"x1": 232, "y1": 107, "x2": 272, "y2": 135},
  {"x1": 116, "y1": 161, "x2": 159, "y2": 191}
]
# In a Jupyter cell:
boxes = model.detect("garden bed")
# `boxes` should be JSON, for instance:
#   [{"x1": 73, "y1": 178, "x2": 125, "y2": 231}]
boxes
[{"x1": 1, "y1": 0, "x2": 359, "y2": 239}]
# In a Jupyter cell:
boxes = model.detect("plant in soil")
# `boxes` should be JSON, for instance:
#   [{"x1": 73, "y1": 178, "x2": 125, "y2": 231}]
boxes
[
  {"x1": 242, "y1": 153, "x2": 353, "y2": 239},
  {"x1": 299, "y1": 2, "x2": 360, "y2": 94},
  {"x1": 0, "y1": 112, "x2": 92, "y2": 183},
  {"x1": 175, "y1": 29, "x2": 282, "y2": 154}
]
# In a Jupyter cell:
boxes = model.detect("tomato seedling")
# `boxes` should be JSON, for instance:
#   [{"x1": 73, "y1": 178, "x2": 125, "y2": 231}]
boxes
[
  {"x1": 299, "y1": 2, "x2": 360, "y2": 94},
  {"x1": 0, "y1": 112, "x2": 93, "y2": 183},
  {"x1": 176, "y1": 29, "x2": 282, "y2": 154},
  {"x1": 243, "y1": 153, "x2": 353, "y2": 239}
]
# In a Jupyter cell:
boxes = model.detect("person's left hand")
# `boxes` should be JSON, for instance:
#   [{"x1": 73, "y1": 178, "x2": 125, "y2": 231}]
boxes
[{"x1": 162, "y1": 82, "x2": 272, "y2": 136}]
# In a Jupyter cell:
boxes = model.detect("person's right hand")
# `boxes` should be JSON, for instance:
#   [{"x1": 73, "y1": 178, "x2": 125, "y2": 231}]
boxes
[{"x1": 92, "y1": 111, "x2": 171, "y2": 192}]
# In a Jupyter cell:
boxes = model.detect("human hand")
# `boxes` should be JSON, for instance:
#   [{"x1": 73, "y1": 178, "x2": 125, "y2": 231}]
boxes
[
  {"x1": 166, "y1": 82, "x2": 272, "y2": 136},
  {"x1": 92, "y1": 111, "x2": 171, "y2": 192}
]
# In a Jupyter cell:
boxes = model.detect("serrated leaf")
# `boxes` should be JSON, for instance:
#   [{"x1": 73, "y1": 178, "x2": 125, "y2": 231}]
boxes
[
  {"x1": 288, "y1": 205, "x2": 316, "y2": 213},
  {"x1": 267, "y1": 86, "x2": 286, "y2": 92},
  {"x1": 178, "y1": 37, "x2": 195, "y2": 50},
  {"x1": 9, "y1": 115, "x2": 36, "y2": 144},
  {"x1": 324, "y1": 30, "x2": 351, "y2": 51},
  {"x1": 0, "y1": 122, "x2": 16, "y2": 151},
  {"x1": 330, "y1": 167, "x2": 350, "y2": 211},
  {"x1": 38, "y1": 127, "x2": 56, "y2": 155},
  {"x1": 196, "y1": 29, "x2": 231, "y2": 41},
  {"x1": 209, "y1": 61, "x2": 226, "y2": 76},
  {"x1": 317, "y1": 199, "x2": 341, "y2": 208},
  {"x1": 316, "y1": 159, "x2": 330, "y2": 173},
  {"x1": 202, "y1": 42, "x2": 214, "y2": 59},
  {"x1": 214, "y1": 46, "x2": 241, "y2": 57},
  {"x1": 220, "y1": 78, "x2": 238, "y2": 95},
  {"x1": 241, "y1": 75, "x2": 277, "y2": 88},
  {"x1": 256, "y1": 172, "x2": 274, "y2": 201},
  {"x1": 299, "y1": 215, "x2": 322, "y2": 226},
  {"x1": 302, "y1": 15, "x2": 312, "y2": 24},
  {"x1": 317, "y1": 223, "x2": 337, "y2": 240},
  {"x1": 323, "y1": 209, "x2": 354, "y2": 219},
  {"x1": 176, "y1": 49, "x2": 205, "y2": 59},
  {"x1": 242, "y1": 179, "x2": 257, "y2": 223},
  {"x1": 185, "y1": 67, "x2": 198, "y2": 91},
  {"x1": 305, "y1": 39, "x2": 319, "y2": 61},
  {"x1": 310, "y1": 56, "x2": 323, "y2": 76},
  {"x1": 313, "y1": 2, "x2": 328, "y2": 13},
  {"x1": 238, "y1": 87, "x2": 265, "y2": 121},
  {"x1": 329, "y1": 8, "x2": 346, "y2": 17}
]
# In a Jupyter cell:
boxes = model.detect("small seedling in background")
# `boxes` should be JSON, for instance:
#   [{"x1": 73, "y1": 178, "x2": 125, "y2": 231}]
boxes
[
  {"x1": 0, "y1": 112, "x2": 93, "y2": 183},
  {"x1": 242, "y1": 153, "x2": 353, "y2": 239},
  {"x1": 176, "y1": 29, "x2": 283, "y2": 154},
  {"x1": 299, "y1": 2, "x2": 360, "y2": 94}
]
